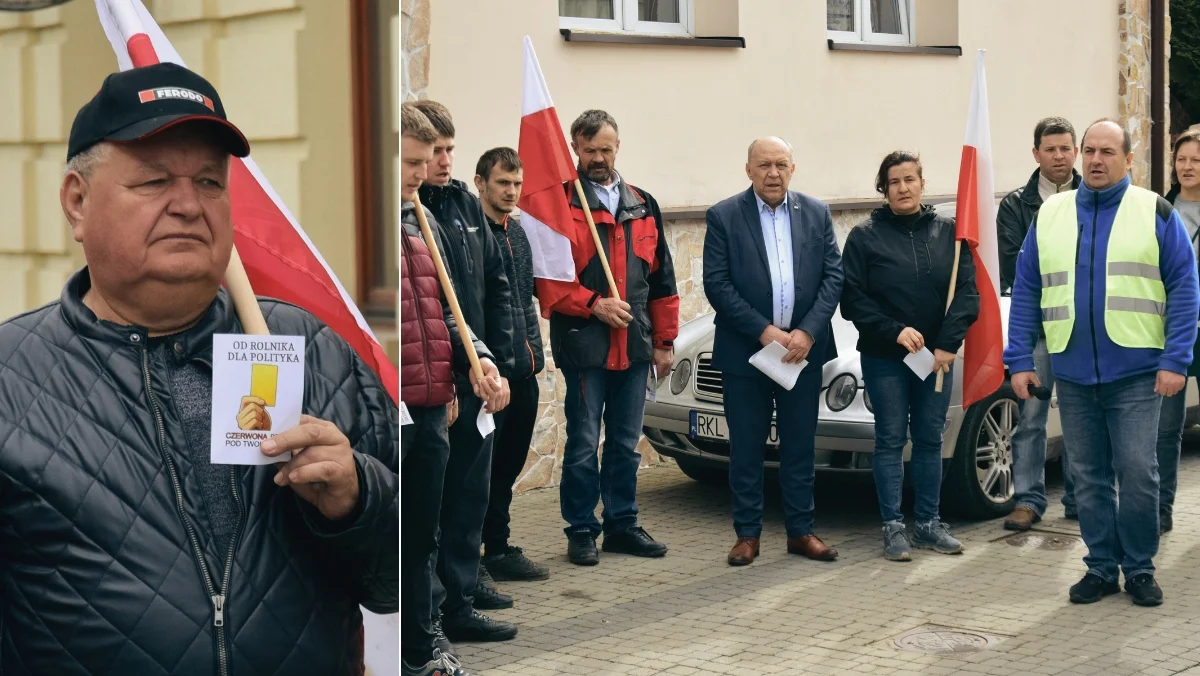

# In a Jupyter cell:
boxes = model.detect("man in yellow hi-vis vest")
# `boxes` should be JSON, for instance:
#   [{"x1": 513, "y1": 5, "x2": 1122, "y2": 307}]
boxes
[{"x1": 1005, "y1": 119, "x2": 1200, "y2": 609}]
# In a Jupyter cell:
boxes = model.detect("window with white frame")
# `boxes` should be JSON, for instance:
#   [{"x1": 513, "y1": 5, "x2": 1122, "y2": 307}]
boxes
[
  {"x1": 827, "y1": 0, "x2": 911, "y2": 44},
  {"x1": 559, "y1": 0, "x2": 692, "y2": 36}
]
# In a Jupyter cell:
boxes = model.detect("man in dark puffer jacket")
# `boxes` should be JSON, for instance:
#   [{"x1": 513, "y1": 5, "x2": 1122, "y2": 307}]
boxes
[
  {"x1": 0, "y1": 63, "x2": 396, "y2": 675},
  {"x1": 474, "y1": 148, "x2": 550, "y2": 587},
  {"x1": 400, "y1": 104, "x2": 499, "y2": 676}
]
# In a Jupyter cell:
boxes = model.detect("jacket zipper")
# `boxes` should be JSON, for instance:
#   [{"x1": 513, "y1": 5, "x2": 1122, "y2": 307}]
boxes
[
  {"x1": 403, "y1": 235, "x2": 435, "y2": 402},
  {"x1": 1088, "y1": 192, "x2": 1102, "y2": 383},
  {"x1": 503, "y1": 231, "x2": 537, "y2": 378},
  {"x1": 141, "y1": 349, "x2": 237, "y2": 676}
]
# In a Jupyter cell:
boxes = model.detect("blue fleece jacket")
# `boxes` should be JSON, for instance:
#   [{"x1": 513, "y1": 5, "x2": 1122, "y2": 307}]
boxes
[{"x1": 1004, "y1": 175, "x2": 1200, "y2": 385}]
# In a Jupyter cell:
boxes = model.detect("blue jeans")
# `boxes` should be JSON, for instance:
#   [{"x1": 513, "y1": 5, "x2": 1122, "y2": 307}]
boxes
[
  {"x1": 1156, "y1": 382, "x2": 1188, "y2": 516},
  {"x1": 1056, "y1": 373, "x2": 1161, "y2": 582},
  {"x1": 724, "y1": 369, "x2": 821, "y2": 538},
  {"x1": 560, "y1": 363, "x2": 650, "y2": 537},
  {"x1": 1012, "y1": 338, "x2": 1076, "y2": 516},
  {"x1": 862, "y1": 355, "x2": 953, "y2": 524}
]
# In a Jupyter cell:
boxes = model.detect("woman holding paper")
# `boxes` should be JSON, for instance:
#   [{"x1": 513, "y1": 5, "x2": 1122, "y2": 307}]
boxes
[{"x1": 840, "y1": 151, "x2": 980, "y2": 562}]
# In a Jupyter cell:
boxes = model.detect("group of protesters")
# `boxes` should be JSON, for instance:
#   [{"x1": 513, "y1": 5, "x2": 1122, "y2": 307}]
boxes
[
  {"x1": 401, "y1": 100, "x2": 681, "y2": 676},
  {"x1": 401, "y1": 98, "x2": 1200, "y2": 675}
]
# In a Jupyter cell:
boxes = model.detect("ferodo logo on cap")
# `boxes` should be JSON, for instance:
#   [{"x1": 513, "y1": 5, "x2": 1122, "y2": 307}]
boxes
[{"x1": 138, "y1": 87, "x2": 215, "y2": 111}]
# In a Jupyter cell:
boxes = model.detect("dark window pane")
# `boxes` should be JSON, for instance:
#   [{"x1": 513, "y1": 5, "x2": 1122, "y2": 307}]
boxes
[
  {"x1": 560, "y1": 0, "x2": 614, "y2": 19},
  {"x1": 870, "y1": 0, "x2": 903, "y2": 34},
  {"x1": 827, "y1": 0, "x2": 855, "y2": 32},
  {"x1": 639, "y1": 0, "x2": 679, "y2": 23},
  {"x1": 374, "y1": 1, "x2": 397, "y2": 294}
]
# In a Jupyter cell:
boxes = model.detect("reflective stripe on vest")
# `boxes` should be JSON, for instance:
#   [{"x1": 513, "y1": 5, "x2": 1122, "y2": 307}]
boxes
[{"x1": 1035, "y1": 184, "x2": 1164, "y2": 353}]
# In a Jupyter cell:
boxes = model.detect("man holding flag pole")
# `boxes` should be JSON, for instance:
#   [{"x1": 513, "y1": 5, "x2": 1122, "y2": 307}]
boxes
[{"x1": 518, "y1": 38, "x2": 680, "y2": 566}]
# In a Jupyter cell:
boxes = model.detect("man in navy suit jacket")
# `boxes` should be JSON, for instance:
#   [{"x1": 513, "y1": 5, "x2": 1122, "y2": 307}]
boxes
[{"x1": 702, "y1": 137, "x2": 844, "y2": 566}]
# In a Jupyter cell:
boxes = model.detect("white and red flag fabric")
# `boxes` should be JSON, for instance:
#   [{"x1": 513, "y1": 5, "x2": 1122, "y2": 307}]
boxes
[
  {"x1": 955, "y1": 50, "x2": 1005, "y2": 408},
  {"x1": 517, "y1": 36, "x2": 578, "y2": 282},
  {"x1": 96, "y1": 0, "x2": 399, "y2": 406}
]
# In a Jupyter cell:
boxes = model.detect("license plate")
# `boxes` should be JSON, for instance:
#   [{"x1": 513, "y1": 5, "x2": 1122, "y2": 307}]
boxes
[{"x1": 689, "y1": 411, "x2": 778, "y2": 445}]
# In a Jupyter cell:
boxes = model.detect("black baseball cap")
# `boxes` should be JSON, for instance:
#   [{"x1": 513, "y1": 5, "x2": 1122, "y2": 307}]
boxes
[{"x1": 67, "y1": 62, "x2": 250, "y2": 161}]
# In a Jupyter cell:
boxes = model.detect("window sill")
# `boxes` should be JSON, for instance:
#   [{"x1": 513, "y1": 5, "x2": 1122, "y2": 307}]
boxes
[
  {"x1": 560, "y1": 29, "x2": 744, "y2": 48},
  {"x1": 827, "y1": 39, "x2": 961, "y2": 56}
]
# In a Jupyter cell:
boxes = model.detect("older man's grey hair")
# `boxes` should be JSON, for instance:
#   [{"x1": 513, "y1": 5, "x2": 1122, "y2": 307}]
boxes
[
  {"x1": 747, "y1": 137, "x2": 794, "y2": 162},
  {"x1": 63, "y1": 143, "x2": 112, "y2": 179}
]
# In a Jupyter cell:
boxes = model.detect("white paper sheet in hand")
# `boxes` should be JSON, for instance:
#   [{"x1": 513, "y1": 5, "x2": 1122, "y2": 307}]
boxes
[
  {"x1": 903, "y1": 347, "x2": 936, "y2": 380},
  {"x1": 748, "y1": 341, "x2": 808, "y2": 391},
  {"x1": 477, "y1": 408, "x2": 496, "y2": 437}
]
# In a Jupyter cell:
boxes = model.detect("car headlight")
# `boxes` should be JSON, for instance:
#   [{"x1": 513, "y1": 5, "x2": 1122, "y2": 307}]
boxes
[
  {"x1": 826, "y1": 374, "x2": 857, "y2": 412},
  {"x1": 863, "y1": 387, "x2": 873, "y2": 413},
  {"x1": 670, "y1": 358, "x2": 692, "y2": 395}
]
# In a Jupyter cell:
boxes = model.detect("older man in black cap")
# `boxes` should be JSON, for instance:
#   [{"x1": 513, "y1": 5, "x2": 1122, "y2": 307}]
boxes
[{"x1": 0, "y1": 62, "x2": 398, "y2": 675}]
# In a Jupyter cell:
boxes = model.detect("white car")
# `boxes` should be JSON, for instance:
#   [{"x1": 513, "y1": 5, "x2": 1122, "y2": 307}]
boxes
[{"x1": 644, "y1": 216, "x2": 1198, "y2": 519}]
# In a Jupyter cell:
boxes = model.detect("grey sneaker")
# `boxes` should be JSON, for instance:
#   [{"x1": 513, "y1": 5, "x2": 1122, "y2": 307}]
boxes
[
  {"x1": 913, "y1": 520, "x2": 964, "y2": 554},
  {"x1": 402, "y1": 649, "x2": 475, "y2": 676},
  {"x1": 882, "y1": 521, "x2": 912, "y2": 562}
]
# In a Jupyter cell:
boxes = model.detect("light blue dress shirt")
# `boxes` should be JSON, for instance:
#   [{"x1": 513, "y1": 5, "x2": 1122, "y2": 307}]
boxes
[
  {"x1": 590, "y1": 170, "x2": 622, "y2": 216},
  {"x1": 755, "y1": 192, "x2": 795, "y2": 329}
]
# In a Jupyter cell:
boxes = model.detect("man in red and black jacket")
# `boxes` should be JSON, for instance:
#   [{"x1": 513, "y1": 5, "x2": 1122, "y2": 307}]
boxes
[{"x1": 537, "y1": 110, "x2": 680, "y2": 566}]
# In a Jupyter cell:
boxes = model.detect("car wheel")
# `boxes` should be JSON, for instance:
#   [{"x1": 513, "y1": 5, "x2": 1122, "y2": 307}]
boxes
[
  {"x1": 673, "y1": 456, "x2": 728, "y2": 486},
  {"x1": 943, "y1": 382, "x2": 1018, "y2": 519}
]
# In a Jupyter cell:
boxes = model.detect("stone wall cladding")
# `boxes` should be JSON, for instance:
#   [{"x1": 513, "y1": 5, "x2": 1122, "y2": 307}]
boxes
[
  {"x1": 1118, "y1": 0, "x2": 1170, "y2": 187},
  {"x1": 401, "y1": 0, "x2": 429, "y2": 101}
]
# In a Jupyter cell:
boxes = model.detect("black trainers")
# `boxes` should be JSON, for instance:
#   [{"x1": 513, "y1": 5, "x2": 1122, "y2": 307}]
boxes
[
  {"x1": 469, "y1": 583, "x2": 513, "y2": 610},
  {"x1": 1068, "y1": 573, "x2": 1120, "y2": 604},
  {"x1": 602, "y1": 527, "x2": 668, "y2": 557},
  {"x1": 432, "y1": 617, "x2": 457, "y2": 658},
  {"x1": 477, "y1": 562, "x2": 498, "y2": 591},
  {"x1": 567, "y1": 531, "x2": 599, "y2": 566},
  {"x1": 442, "y1": 609, "x2": 519, "y2": 642},
  {"x1": 484, "y1": 546, "x2": 550, "y2": 581},
  {"x1": 1125, "y1": 573, "x2": 1164, "y2": 607},
  {"x1": 1161, "y1": 511, "x2": 1173, "y2": 534}
]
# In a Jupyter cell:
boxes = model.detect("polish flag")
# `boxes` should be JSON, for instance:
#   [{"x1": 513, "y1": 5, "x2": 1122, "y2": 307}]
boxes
[
  {"x1": 517, "y1": 36, "x2": 578, "y2": 282},
  {"x1": 96, "y1": 0, "x2": 399, "y2": 407},
  {"x1": 955, "y1": 50, "x2": 1005, "y2": 408}
]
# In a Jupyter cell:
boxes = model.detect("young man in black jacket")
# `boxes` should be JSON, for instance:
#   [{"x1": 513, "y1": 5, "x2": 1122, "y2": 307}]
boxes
[
  {"x1": 474, "y1": 148, "x2": 551, "y2": 583},
  {"x1": 996, "y1": 117, "x2": 1082, "y2": 532},
  {"x1": 413, "y1": 100, "x2": 519, "y2": 646}
]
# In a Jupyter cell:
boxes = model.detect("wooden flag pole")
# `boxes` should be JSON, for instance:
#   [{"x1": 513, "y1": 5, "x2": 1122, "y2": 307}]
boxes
[
  {"x1": 413, "y1": 196, "x2": 487, "y2": 383},
  {"x1": 224, "y1": 246, "x2": 270, "y2": 336},
  {"x1": 934, "y1": 240, "x2": 963, "y2": 393},
  {"x1": 574, "y1": 179, "x2": 621, "y2": 301}
]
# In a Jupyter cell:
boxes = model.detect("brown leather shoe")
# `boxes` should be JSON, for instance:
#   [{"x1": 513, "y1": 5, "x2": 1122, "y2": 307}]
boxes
[
  {"x1": 787, "y1": 534, "x2": 838, "y2": 561},
  {"x1": 727, "y1": 537, "x2": 759, "y2": 566},
  {"x1": 1004, "y1": 505, "x2": 1041, "y2": 531}
]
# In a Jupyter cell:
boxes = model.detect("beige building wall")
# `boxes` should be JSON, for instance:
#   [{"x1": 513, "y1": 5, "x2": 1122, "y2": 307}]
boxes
[
  {"x1": 429, "y1": 0, "x2": 1119, "y2": 209},
  {"x1": 0, "y1": 0, "x2": 365, "y2": 336}
]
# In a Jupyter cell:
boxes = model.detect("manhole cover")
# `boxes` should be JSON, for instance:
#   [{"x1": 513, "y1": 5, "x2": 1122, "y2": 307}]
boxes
[
  {"x1": 1002, "y1": 531, "x2": 1079, "y2": 550},
  {"x1": 891, "y1": 625, "x2": 1000, "y2": 655}
]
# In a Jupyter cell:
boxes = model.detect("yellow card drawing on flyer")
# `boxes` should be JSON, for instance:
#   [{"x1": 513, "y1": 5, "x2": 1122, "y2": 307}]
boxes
[
  {"x1": 250, "y1": 364, "x2": 278, "y2": 407},
  {"x1": 210, "y1": 334, "x2": 306, "y2": 465}
]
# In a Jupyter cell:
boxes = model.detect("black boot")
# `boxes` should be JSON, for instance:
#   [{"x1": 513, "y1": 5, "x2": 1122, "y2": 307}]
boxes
[
  {"x1": 442, "y1": 609, "x2": 519, "y2": 642},
  {"x1": 602, "y1": 527, "x2": 668, "y2": 557},
  {"x1": 567, "y1": 531, "x2": 599, "y2": 566},
  {"x1": 484, "y1": 546, "x2": 550, "y2": 581}
]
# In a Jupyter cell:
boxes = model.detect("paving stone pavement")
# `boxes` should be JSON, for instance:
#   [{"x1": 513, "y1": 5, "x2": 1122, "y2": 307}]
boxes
[{"x1": 457, "y1": 445, "x2": 1200, "y2": 675}]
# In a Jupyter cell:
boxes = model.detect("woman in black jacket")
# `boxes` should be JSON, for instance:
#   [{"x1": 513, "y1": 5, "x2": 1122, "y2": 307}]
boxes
[{"x1": 841, "y1": 151, "x2": 979, "y2": 562}]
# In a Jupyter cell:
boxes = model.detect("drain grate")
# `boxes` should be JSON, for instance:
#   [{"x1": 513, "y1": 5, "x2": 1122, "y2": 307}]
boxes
[
  {"x1": 999, "y1": 530, "x2": 1080, "y2": 550},
  {"x1": 889, "y1": 624, "x2": 1003, "y2": 655}
]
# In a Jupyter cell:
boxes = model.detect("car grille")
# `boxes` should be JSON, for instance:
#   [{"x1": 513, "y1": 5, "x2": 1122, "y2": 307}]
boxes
[{"x1": 694, "y1": 353, "x2": 724, "y2": 401}]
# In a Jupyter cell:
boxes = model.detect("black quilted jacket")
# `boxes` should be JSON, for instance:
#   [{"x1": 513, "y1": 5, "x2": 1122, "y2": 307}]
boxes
[{"x1": 0, "y1": 270, "x2": 399, "y2": 675}]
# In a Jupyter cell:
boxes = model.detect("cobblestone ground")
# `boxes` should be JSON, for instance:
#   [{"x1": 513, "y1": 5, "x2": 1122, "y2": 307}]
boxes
[{"x1": 458, "y1": 439, "x2": 1200, "y2": 675}]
